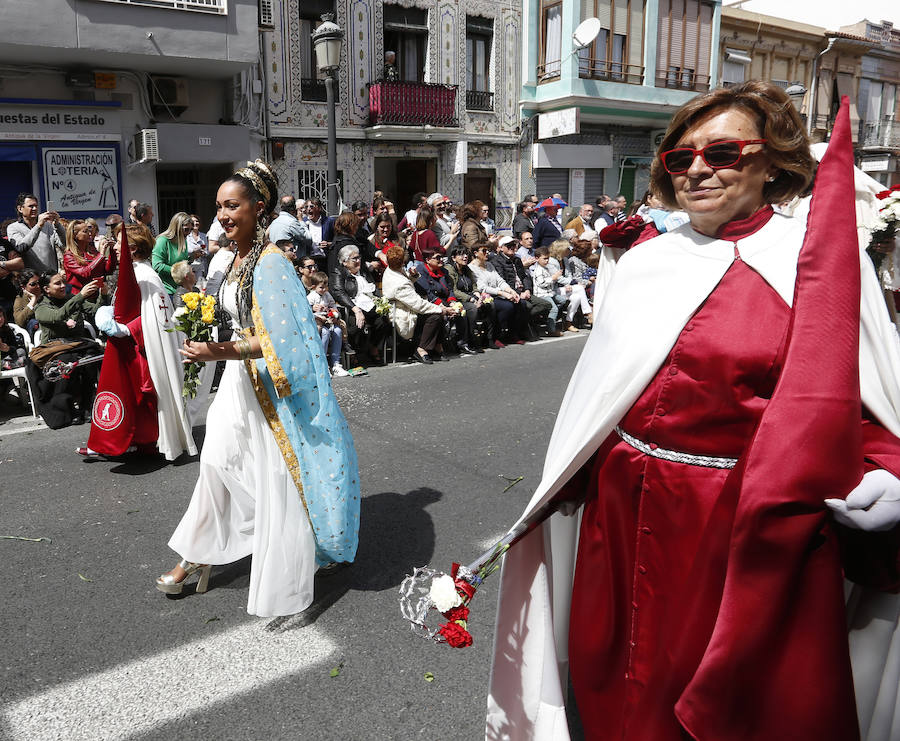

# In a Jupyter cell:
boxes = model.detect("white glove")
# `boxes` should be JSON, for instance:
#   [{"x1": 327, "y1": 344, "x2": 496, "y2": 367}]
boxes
[
  {"x1": 825, "y1": 469, "x2": 900, "y2": 532},
  {"x1": 94, "y1": 305, "x2": 131, "y2": 338}
]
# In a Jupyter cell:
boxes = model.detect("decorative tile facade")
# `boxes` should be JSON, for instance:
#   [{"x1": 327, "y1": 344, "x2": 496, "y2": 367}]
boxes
[{"x1": 266, "y1": 0, "x2": 522, "y2": 209}]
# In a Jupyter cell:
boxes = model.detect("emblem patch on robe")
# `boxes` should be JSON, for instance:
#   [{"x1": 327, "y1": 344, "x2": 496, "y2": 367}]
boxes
[{"x1": 92, "y1": 391, "x2": 125, "y2": 431}]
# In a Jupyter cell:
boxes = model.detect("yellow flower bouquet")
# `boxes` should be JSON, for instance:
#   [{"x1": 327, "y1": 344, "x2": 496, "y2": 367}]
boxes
[{"x1": 170, "y1": 292, "x2": 217, "y2": 398}]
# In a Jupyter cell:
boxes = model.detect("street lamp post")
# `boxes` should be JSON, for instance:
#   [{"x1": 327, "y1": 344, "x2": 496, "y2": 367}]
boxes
[
  {"x1": 784, "y1": 83, "x2": 808, "y2": 115},
  {"x1": 312, "y1": 14, "x2": 344, "y2": 216}
]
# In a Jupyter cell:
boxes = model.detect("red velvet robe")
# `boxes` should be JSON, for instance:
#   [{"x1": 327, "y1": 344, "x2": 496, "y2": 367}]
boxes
[{"x1": 567, "y1": 211, "x2": 900, "y2": 740}]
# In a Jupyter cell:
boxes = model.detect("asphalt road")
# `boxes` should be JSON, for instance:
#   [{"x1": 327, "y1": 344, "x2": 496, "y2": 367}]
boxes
[{"x1": 0, "y1": 333, "x2": 588, "y2": 741}]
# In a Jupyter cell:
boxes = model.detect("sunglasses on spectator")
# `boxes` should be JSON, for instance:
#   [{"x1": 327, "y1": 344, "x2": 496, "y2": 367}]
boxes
[
  {"x1": 348, "y1": 256, "x2": 361, "y2": 261},
  {"x1": 660, "y1": 139, "x2": 767, "y2": 175},
  {"x1": 300, "y1": 263, "x2": 316, "y2": 270}
]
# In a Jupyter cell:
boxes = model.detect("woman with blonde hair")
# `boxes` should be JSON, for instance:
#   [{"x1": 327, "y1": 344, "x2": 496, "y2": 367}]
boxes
[
  {"x1": 62, "y1": 218, "x2": 117, "y2": 292},
  {"x1": 152, "y1": 212, "x2": 203, "y2": 295}
]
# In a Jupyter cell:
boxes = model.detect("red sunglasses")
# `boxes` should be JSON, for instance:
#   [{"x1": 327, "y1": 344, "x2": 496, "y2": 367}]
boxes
[{"x1": 660, "y1": 139, "x2": 767, "y2": 175}]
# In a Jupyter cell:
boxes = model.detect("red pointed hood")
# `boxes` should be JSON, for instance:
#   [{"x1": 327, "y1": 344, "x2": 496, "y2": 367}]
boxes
[{"x1": 114, "y1": 226, "x2": 141, "y2": 323}]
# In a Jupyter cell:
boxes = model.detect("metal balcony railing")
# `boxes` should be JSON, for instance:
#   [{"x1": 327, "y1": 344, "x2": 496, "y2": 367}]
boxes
[
  {"x1": 578, "y1": 60, "x2": 644, "y2": 85},
  {"x1": 655, "y1": 68, "x2": 710, "y2": 92},
  {"x1": 301, "y1": 78, "x2": 326, "y2": 103},
  {"x1": 537, "y1": 61, "x2": 562, "y2": 82},
  {"x1": 466, "y1": 89, "x2": 494, "y2": 111},
  {"x1": 367, "y1": 80, "x2": 458, "y2": 127},
  {"x1": 860, "y1": 120, "x2": 900, "y2": 150}
]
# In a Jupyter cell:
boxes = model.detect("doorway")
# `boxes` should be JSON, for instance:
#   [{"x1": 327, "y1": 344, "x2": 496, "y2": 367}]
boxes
[
  {"x1": 464, "y1": 169, "x2": 495, "y2": 213},
  {"x1": 156, "y1": 164, "x2": 232, "y2": 229},
  {"x1": 374, "y1": 157, "x2": 436, "y2": 214}
]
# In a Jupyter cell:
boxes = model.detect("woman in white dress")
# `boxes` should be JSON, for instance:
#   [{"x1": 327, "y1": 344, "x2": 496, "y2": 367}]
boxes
[{"x1": 155, "y1": 161, "x2": 360, "y2": 617}]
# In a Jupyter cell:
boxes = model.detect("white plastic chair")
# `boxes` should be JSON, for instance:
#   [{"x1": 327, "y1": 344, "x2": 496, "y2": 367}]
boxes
[{"x1": 1, "y1": 323, "x2": 38, "y2": 417}]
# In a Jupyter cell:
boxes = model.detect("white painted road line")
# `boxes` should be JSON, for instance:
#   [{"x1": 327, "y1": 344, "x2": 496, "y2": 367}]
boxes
[{"x1": 3, "y1": 621, "x2": 337, "y2": 740}]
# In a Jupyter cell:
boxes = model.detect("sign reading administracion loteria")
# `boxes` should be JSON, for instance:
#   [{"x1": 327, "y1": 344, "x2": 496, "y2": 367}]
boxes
[
  {"x1": 0, "y1": 103, "x2": 120, "y2": 141},
  {"x1": 42, "y1": 147, "x2": 120, "y2": 213}
]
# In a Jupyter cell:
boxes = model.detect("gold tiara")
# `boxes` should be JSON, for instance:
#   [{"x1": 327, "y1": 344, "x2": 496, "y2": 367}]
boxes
[{"x1": 235, "y1": 165, "x2": 272, "y2": 206}]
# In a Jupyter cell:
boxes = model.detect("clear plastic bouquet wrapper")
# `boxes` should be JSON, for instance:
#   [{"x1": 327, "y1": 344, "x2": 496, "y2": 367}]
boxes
[{"x1": 399, "y1": 499, "x2": 558, "y2": 648}]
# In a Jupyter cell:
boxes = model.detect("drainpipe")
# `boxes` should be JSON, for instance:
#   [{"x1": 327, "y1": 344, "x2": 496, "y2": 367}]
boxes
[{"x1": 808, "y1": 37, "x2": 836, "y2": 135}]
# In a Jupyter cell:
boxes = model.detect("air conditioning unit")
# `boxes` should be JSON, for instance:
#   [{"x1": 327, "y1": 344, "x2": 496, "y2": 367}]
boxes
[
  {"x1": 134, "y1": 129, "x2": 160, "y2": 164},
  {"x1": 149, "y1": 76, "x2": 189, "y2": 115},
  {"x1": 258, "y1": 0, "x2": 274, "y2": 29}
]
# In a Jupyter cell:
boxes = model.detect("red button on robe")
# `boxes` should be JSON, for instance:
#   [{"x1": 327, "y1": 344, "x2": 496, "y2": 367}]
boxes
[{"x1": 568, "y1": 256, "x2": 900, "y2": 740}]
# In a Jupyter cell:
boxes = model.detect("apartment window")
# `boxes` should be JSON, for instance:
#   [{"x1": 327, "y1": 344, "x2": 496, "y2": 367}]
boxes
[
  {"x1": 96, "y1": 0, "x2": 225, "y2": 12},
  {"x1": 299, "y1": 0, "x2": 337, "y2": 102},
  {"x1": 578, "y1": 0, "x2": 646, "y2": 84},
  {"x1": 539, "y1": 0, "x2": 563, "y2": 81},
  {"x1": 656, "y1": 0, "x2": 714, "y2": 91},
  {"x1": 721, "y1": 48, "x2": 750, "y2": 87},
  {"x1": 384, "y1": 5, "x2": 428, "y2": 83},
  {"x1": 466, "y1": 16, "x2": 494, "y2": 110}
]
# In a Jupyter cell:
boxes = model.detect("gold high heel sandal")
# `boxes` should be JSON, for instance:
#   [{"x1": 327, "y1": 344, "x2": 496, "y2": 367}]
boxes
[{"x1": 155, "y1": 559, "x2": 212, "y2": 595}]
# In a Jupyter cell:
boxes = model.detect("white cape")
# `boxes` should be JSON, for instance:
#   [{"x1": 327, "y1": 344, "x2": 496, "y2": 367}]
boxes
[
  {"x1": 485, "y1": 214, "x2": 900, "y2": 740},
  {"x1": 134, "y1": 260, "x2": 197, "y2": 461}
]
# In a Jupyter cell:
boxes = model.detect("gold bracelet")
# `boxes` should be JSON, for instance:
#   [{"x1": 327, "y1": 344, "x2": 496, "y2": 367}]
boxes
[{"x1": 235, "y1": 338, "x2": 252, "y2": 361}]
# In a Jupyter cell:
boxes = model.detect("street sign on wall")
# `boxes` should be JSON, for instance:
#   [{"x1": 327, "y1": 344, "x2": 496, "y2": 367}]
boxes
[{"x1": 538, "y1": 107, "x2": 580, "y2": 139}]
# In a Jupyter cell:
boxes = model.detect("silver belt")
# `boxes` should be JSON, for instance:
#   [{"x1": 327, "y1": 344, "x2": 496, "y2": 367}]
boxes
[{"x1": 615, "y1": 426, "x2": 738, "y2": 470}]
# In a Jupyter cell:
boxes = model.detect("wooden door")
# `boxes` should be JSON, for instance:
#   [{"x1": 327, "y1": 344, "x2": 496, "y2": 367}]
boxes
[
  {"x1": 395, "y1": 159, "x2": 428, "y2": 215},
  {"x1": 464, "y1": 169, "x2": 495, "y2": 212}
]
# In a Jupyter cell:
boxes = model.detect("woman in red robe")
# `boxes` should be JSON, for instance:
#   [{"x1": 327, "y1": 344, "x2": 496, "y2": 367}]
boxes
[{"x1": 486, "y1": 82, "x2": 900, "y2": 740}]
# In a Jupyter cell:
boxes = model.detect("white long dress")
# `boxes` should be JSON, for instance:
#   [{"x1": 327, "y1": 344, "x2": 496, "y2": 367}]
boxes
[{"x1": 168, "y1": 279, "x2": 317, "y2": 617}]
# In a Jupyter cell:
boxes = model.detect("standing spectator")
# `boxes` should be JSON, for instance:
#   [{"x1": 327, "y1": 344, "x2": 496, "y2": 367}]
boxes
[
  {"x1": 401, "y1": 192, "x2": 428, "y2": 230},
  {"x1": 126, "y1": 198, "x2": 140, "y2": 226},
  {"x1": 381, "y1": 245, "x2": 454, "y2": 364},
  {"x1": 330, "y1": 243, "x2": 388, "y2": 365},
  {"x1": 367, "y1": 197, "x2": 397, "y2": 233},
  {"x1": 0, "y1": 236, "x2": 24, "y2": 318},
  {"x1": 134, "y1": 202, "x2": 156, "y2": 236},
  {"x1": 614, "y1": 194, "x2": 628, "y2": 222},
  {"x1": 469, "y1": 243, "x2": 529, "y2": 345},
  {"x1": 206, "y1": 215, "x2": 226, "y2": 256},
  {"x1": 13, "y1": 269, "x2": 42, "y2": 337},
  {"x1": 490, "y1": 235, "x2": 552, "y2": 337},
  {"x1": 351, "y1": 200, "x2": 374, "y2": 242},
  {"x1": 513, "y1": 195, "x2": 539, "y2": 238},
  {"x1": 306, "y1": 271, "x2": 349, "y2": 377},
  {"x1": 269, "y1": 196, "x2": 313, "y2": 262},
  {"x1": 593, "y1": 200, "x2": 618, "y2": 230},
  {"x1": 595, "y1": 194, "x2": 611, "y2": 211},
  {"x1": 327, "y1": 212, "x2": 369, "y2": 276},
  {"x1": 532, "y1": 202, "x2": 563, "y2": 248},
  {"x1": 407, "y1": 205, "x2": 443, "y2": 263},
  {"x1": 480, "y1": 203, "x2": 496, "y2": 236},
  {"x1": 459, "y1": 200, "x2": 491, "y2": 250},
  {"x1": 7, "y1": 193, "x2": 64, "y2": 274},
  {"x1": 305, "y1": 199, "x2": 335, "y2": 262},
  {"x1": 566, "y1": 203, "x2": 595, "y2": 236},
  {"x1": 297, "y1": 256, "x2": 318, "y2": 291},
  {"x1": 63, "y1": 219, "x2": 117, "y2": 292},
  {"x1": 429, "y1": 193, "x2": 460, "y2": 249},
  {"x1": 185, "y1": 214, "x2": 209, "y2": 281},
  {"x1": 153, "y1": 212, "x2": 198, "y2": 295},
  {"x1": 416, "y1": 249, "x2": 478, "y2": 355},
  {"x1": 446, "y1": 246, "x2": 493, "y2": 351}
]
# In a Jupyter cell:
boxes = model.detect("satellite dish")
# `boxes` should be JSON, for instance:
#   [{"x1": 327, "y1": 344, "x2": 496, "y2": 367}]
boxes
[{"x1": 572, "y1": 17, "x2": 602, "y2": 49}]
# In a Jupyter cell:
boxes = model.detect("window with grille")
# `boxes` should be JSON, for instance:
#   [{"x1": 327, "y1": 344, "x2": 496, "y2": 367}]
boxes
[
  {"x1": 539, "y1": 0, "x2": 562, "y2": 81},
  {"x1": 298, "y1": 168, "x2": 345, "y2": 205},
  {"x1": 721, "y1": 48, "x2": 749, "y2": 87},
  {"x1": 578, "y1": 0, "x2": 646, "y2": 84},
  {"x1": 95, "y1": 0, "x2": 226, "y2": 13},
  {"x1": 656, "y1": 0, "x2": 714, "y2": 91}
]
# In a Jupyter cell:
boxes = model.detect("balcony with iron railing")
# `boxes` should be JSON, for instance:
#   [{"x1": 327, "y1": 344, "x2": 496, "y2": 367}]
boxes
[
  {"x1": 367, "y1": 80, "x2": 458, "y2": 127},
  {"x1": 578, "y1": 59, "x2": 644, "y2": 85},
  {"x1": 860, "y1": 120, "x2": 900, "y2": 150},
  {"x1": 466, "y1": 89, "x2": 494, "y2": 112},
  {"x1": 655, "y1": 67, "x2": 710, "y2": 93}
]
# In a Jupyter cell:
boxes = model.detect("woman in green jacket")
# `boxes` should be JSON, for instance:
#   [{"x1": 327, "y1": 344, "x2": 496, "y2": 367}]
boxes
[{"x1": 152, "y1": 212, "x2": 199, "y2": 294}]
